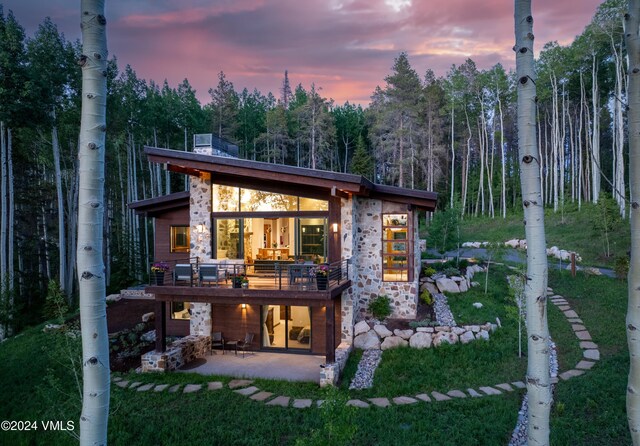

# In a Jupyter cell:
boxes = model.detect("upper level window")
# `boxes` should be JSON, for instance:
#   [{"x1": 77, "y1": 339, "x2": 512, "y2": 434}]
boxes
[
  {"x1": 170, "y1": 226, "x2": 190, "y2": 253},
  {"x1": 382, "y1": 214, "x2": 410, "y2": 281},
  {"x1": 211, "y1": 185, "x2": 328, "y2": 212}
]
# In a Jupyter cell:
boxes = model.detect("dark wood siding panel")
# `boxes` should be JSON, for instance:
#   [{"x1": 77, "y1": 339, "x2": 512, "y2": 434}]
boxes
[
  {"x1": 311, "y1": 307, "x2": 326, "y2": 355},
  {"x1": 334, "y1": 299, "x2": 342, "y2": 349},
  {"x1": 154, "y1": 206, "x2": 190, "y2": 262},
  {"x1": 211, "y1": 303, "x2": 261, "y2": 347}
]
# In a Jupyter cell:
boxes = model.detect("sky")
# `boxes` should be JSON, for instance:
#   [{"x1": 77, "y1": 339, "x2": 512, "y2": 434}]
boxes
[{"x1": 4, "y1": 0, "x2": 604, "y2": 106}]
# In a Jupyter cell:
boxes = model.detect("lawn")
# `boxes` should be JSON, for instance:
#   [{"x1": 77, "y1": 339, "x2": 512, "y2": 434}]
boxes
[
  {"x1": 456, "y1": 201, "x2": 630, "y2": 268},
  {"x1": 0, "y1": 266, "x2": 631, "y2": 445}
]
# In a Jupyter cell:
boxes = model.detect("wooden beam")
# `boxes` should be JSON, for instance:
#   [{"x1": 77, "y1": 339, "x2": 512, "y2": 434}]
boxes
[
  {"x1": 325, "y1": 303, "x2": 335, "y2": 363},
  {"x1": 155, "y1": 300, "x2": 167, "y2": 353}
]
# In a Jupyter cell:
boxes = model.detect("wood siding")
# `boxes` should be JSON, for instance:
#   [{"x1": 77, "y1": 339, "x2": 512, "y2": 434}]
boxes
[{"x1": 154, "y1": 206, "x2": 190, "y2": 262}]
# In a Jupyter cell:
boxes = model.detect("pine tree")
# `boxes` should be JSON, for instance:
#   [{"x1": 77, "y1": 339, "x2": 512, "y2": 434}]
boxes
[{"x1": 349, "y1": 135, "x2": 374, "y2": 180}]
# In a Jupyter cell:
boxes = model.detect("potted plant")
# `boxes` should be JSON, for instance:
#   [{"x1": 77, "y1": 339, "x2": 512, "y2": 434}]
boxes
[
  {"x1": 151, "y1": 261, "x2": 169, "y2": 285},
  {"x1": 241, "y1": 276, "x2": 249, "y2": 289},
  {"x1": 231, "y1": 274, "x2": 246, "y2": 289},
  {"x1": 315, "y1": 264, "x2": 329, "y2": 290}
]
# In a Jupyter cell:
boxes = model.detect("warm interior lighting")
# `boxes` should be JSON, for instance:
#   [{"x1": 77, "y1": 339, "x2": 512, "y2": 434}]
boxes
[
  {"x1": 332, "y1": 223, "x2": 338, "y2": 233},
  {"x1": 241, "y1": 303, "x2": 247, "y2": 309}
]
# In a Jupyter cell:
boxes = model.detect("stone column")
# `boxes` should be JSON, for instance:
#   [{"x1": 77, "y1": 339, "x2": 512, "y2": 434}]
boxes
[
  {"x1": 340, "y1": 197, "x2": 356, "y2": 343},
  {"x1": 189, "y1": 172, "x2": 212, "y2": 336}
]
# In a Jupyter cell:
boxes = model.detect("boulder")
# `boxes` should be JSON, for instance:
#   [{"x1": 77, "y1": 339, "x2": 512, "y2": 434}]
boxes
[
  {"x1": 469, "y1": 325, "x2": 480, "y2": 333},
  {"x1": 354, "y1": 320, "x2": 371, "y2": 337},
  {"x1": 435, "y1": 277, "x2": 460, "y2": 294},
  {"x1": 373, "y1": 324, "x2": 393, "y2": 338},
  {"x1": 505, "y1": 239, "x2": 519, "y2": 248},
  {"x1": 458, "y1": 280, "x2": 469, "y2": 293},
  {"x1": 353, "y1": 330, "x2": 380, "y2": 350},
  {"x1": 518, "y1": 240, "x2": 527, "y2": 249},
  {"x1": 459, "y1": 331, "x2": 475, "y2": 344},
  {"x1": 433, "y1": 331, "x2": 458, "y2": 347},
  {"x1": 472, "y1": 302, "x2": 483, "y2": 309},
  {"x1": 141, "y1": 330, "x2": 156, "y2": 342},
  {"x1": 381, "y1": 336, "x2": 408, "y2": 350},
  {"x1": 450, "y1": 276, "x2": 464, "y2": 283},
  {"x1": 409, "y1": 332, "x2": 433, "y2": 349},
  {"x1": 476, "y1": 330, "x2": 490, "y2": 341},
  {"x1": 471, "y1": 281, "x2": 480, "y2": 287},
  {"x1": 423, "y1": 282, "x2": 439, "y2": 296},
  {"x1": 452, "y1": 326, "x2": 466, "y2": 336},
  {"x1": 106, "y1": 294, "x2": 121, "y2": 303},
  {"x1": 43, "y1": 324, "x2": 63, "y2": 332},
  {"x1": 393, "y1": 329, "x2": 414, "y2": 340},
  {"x1": 142, "y1": 312, "x2": 155, "y2": 323}
]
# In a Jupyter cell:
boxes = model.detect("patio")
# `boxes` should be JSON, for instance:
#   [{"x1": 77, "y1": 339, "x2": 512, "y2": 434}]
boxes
[{"x1": 178, "y1": 350, "x2": 326, "y2": 383}]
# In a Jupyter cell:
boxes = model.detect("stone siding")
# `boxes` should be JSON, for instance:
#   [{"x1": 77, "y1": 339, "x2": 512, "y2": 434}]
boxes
[
  {"x1": 141, "y1": 335, "x2": 211, "y2": 372},
  {"x1": 319, "y1": 342, "x2": 352, "y2": 387},
  {"x1": 189, "y1": 172, "x2": 213, "y2": 336},
  {"x1": 348, "y1": 197, "x2": 419, "y2": 321}
]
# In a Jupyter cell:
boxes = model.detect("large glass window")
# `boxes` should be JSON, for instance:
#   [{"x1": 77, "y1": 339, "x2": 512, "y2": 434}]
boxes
[
  {"x1": 170, "y1": 302, "x2": 190, "y2": 320},
  {"x1": 382, "y1": 213, "x2": 410, "y2": 281},
  {"x1": 211, "y1": 185, "x2": 327, "y2": 212},
  {"x1": 299, "y1": 218, "x2": 327, "y2": 263},
  {"x1": 170, "y1": 226, "x2": 190, "y2": 253},
  {"x1": 216, "y1": 219, "x2": 241, "y2": 259}
]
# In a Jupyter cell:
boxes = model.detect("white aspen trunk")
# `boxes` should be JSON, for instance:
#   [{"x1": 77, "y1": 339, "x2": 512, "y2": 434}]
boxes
[
  {"x1": 498, "y1": 84, "x2": 507, "y2": 218},
  {"x1": 615, "y1": 44, "x2": 626, "y2": 217},
  {"x1": 52, "y1": 125, "x2": 67, "y2": 293},
  {"x1": 0, "y1": 122, "x2": 6, "y2": 297},
  {"x1": 537, "y1": 105, "x2": 544, "y2": 205},
  {"x1": 551, "y1": 73, "x2": 559, "y2": 212},
  {"x1": 475, "y1": 118, "x2": 485, "y2": 216},
  {"x1": 515, "y1": 3, "x2": 552, "y2": 444},
  {"x1": 592, "y1": 55, "x2": 601, "y2": 203},
  {"x1": 7, "y1": 128, "x2": 13, "y2": 293},
  {"x1": 77, "y1": 1, "x2": 110, "y2": 444},
  {"x1": 450, "y1": 102, "x2": 455, "y2": 207},
  {"x1": 560, "y1": 84, "x2": 566, "y2": 212},
  {"x1": 569, "y1": 105, "x2": 575, "y2": 202},
  {"x1": 462, "y1": 109, "x2": 472, "y2": 216},
  {"x1": 625, "y1": 4, "x2": 640, "y2": 442},
  {"x1": 66, "y1": 162, "x2": 79, "y2": 299},
  {"x1": 311, "y1": 102, "x2": 317, "y2": 170},
  {"x1": 184, "y1": 127, "x2": 188, "y2": 190},
  {"x1": 399, "y1": 116, "x2": 404, "y2": 188}
]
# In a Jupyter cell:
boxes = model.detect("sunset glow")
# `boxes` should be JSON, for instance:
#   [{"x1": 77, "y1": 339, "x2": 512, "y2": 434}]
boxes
[{"x1": 6, "y1": 0, "x2": 604, "y2": 105}]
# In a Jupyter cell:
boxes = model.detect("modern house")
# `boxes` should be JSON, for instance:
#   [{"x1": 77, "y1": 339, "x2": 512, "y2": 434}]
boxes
[{"x1": 130, "y1": 138, "x2": 436, "y2": 384}]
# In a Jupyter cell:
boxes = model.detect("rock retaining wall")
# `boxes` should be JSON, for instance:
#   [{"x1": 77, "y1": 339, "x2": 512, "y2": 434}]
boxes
[
  {"x1": 320, "y1": 342, "x2": 352, "y2": 387},
  {"x1": 141, "y1": 335, "x2": 211, "y2": 372},
  {"x1": 352, "y1": 321, "x2": 497, "y2": 352}
]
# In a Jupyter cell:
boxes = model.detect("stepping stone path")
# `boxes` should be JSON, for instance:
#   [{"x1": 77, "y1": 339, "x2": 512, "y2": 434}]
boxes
[
  {"x1": 509, "y1": 288, "x2": 600, "y2": 446},
  {"x1": 109, "y1": 286, "x2": 600, "y2": 423}
]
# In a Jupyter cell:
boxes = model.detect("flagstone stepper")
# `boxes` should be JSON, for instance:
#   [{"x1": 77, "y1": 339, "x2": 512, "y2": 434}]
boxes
[
  {"x1": 266, "y1": 396, "x2": 290, "y2": 407},
  {"x1": 234, "y1": 386, "x2": 259, "y2": 396},
  {"x1": 369, "y1": 397, "x2": 391, "y2": 407},
  {"x1": 431, "y1": 391, "x2": 451, "y2": 401},
  {"x1": 250, "y1": 391, "x2": 274, "y2": 402},
  {"x1": 393, "y1": 396, "x2": 418, "y2": 405}
]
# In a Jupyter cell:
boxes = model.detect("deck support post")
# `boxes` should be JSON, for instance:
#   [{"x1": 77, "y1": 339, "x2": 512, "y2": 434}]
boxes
[
  {"x1": 325, "y1": 303, "x2": 335, "y2": 363},
  {"x1": 155, "y1": 300, "x2": 167, "y2": 353}
]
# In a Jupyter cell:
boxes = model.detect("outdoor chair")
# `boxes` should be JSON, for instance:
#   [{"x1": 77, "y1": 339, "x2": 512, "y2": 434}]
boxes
[
  {"x1": 199, "y1": 264, "x2": 223, "y2": 287},
  {"x1": 226, "y1": 333, "x2": 255, "y2": 358},
  {"x1": 211, "y1": 331, "x2": 225, "y2": 354},
  {"x1": 172, "y1": 264, "x2": 193, "y2": 286}
]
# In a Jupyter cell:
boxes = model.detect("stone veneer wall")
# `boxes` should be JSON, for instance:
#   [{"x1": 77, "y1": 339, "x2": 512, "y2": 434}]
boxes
[
  {"x1": 349, "y1": 197, "x2": 419, "y2": 321},
  {"x1": 189, "y1": 148, "x2": 214, "y2": 336},
  {"x1": 319, "y1": 342, "x2": 352, "y2": 387},
  {"x1": 340, "y1": 197, "x2": 356, "y2": 343},
  {"x1": 141, "y1": 335, "x2": 211, "y2": 372}
]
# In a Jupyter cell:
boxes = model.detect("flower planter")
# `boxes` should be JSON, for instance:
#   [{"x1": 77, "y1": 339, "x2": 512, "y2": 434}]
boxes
[
  {"x1": 241, "y1": 282, "x2": 249, "y2": 289},
  {"x1": 232, "y1": 279, "x2": 243, "y2": 289},
  {"x1": 316, "y1": 275, "x2": 328, "y2": 290},
  {"x1": 154, "y1": 271, "x2": 165, "y2": 286}
]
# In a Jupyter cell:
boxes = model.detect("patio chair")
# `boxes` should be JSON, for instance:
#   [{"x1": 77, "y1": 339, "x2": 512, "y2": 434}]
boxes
[
  {"x1": 211, "y1": 331, "x2": 225, "y2": 354},
  {"x1": 199, "y1": 264, "x2": 223, "y2": 287},
  {"x1": 172, "y1": 264, "x2": 193, "y2": 286},
  {"x1": 226, "y1": 333, "x2": 255, "y2": 358}
]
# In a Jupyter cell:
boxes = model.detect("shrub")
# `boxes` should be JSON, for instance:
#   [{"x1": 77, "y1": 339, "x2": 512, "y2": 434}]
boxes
[
  {"x1": 420, "y1": 289, "x2": 434, "y2": 306},
  {"x1": 457, "y1": 259, "x2": 469, "y2": 270},
  {"x1": 369, "y1": 295, "x2": 392, "y2": 320},
  {"x1": 423, "y1": 267, "x2": 437, "y2": 277},
  {"x1": 443, "y1": 267, "x2": 460, "y2": 277},
  {"x1": 614, "y1": 255, "x2": 630, "y2": 280}
]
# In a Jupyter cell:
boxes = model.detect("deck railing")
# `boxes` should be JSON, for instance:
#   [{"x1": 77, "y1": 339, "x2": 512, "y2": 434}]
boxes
[{"x1": 149, "y1": 258, "x2": 350, "y2": 291}]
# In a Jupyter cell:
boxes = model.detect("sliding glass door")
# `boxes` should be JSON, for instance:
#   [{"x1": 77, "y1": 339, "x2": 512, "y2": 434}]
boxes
[{"x1": 261, "y1": 305, "x2": 311, "y2": 351}]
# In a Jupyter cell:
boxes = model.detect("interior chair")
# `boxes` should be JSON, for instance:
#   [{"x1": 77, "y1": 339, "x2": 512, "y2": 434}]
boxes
[
  {"x1": 199, "y1": 264, "x2": 221, "y2": 287},
  {"x1": 211, "y1": 331, "x2": 225, "y2": 354},
  {"x1": 172, "y1": 264, "x2": 193, "y2": 286}
]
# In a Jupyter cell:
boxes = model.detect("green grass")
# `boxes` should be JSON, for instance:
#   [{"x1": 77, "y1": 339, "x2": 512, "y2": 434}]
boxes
[
  {"x1": 458, "y1": 201, "x2": 630, "y2": 268},
  {"x1": 0, "y1": 265, "x2": 631, "y2": 445}
]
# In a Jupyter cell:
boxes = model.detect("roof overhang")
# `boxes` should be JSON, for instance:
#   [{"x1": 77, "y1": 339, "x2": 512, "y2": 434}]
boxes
[
  {"x1": 143, "y1": 147, "x2": 437, "y2": 211},
  {"x1": 128, "y1": 191, "x2": 189, "y2": 216}
]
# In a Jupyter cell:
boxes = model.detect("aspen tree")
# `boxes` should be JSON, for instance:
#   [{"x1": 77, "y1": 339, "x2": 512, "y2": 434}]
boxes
[
  {"x1": 625, "y1": 2, "x2": 640, "y2": 442},
  {"x1": 77, "y1": 1, "x2": 110, "y2": 444},
  {"x1": 515, "y1": 1, "x2": 552, "y2": 444}
]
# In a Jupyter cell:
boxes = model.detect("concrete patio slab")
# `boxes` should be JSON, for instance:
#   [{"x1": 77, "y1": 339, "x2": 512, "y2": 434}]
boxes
[{"x1": 179, "y1": 352, "x2": 325, "y2": 383}]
